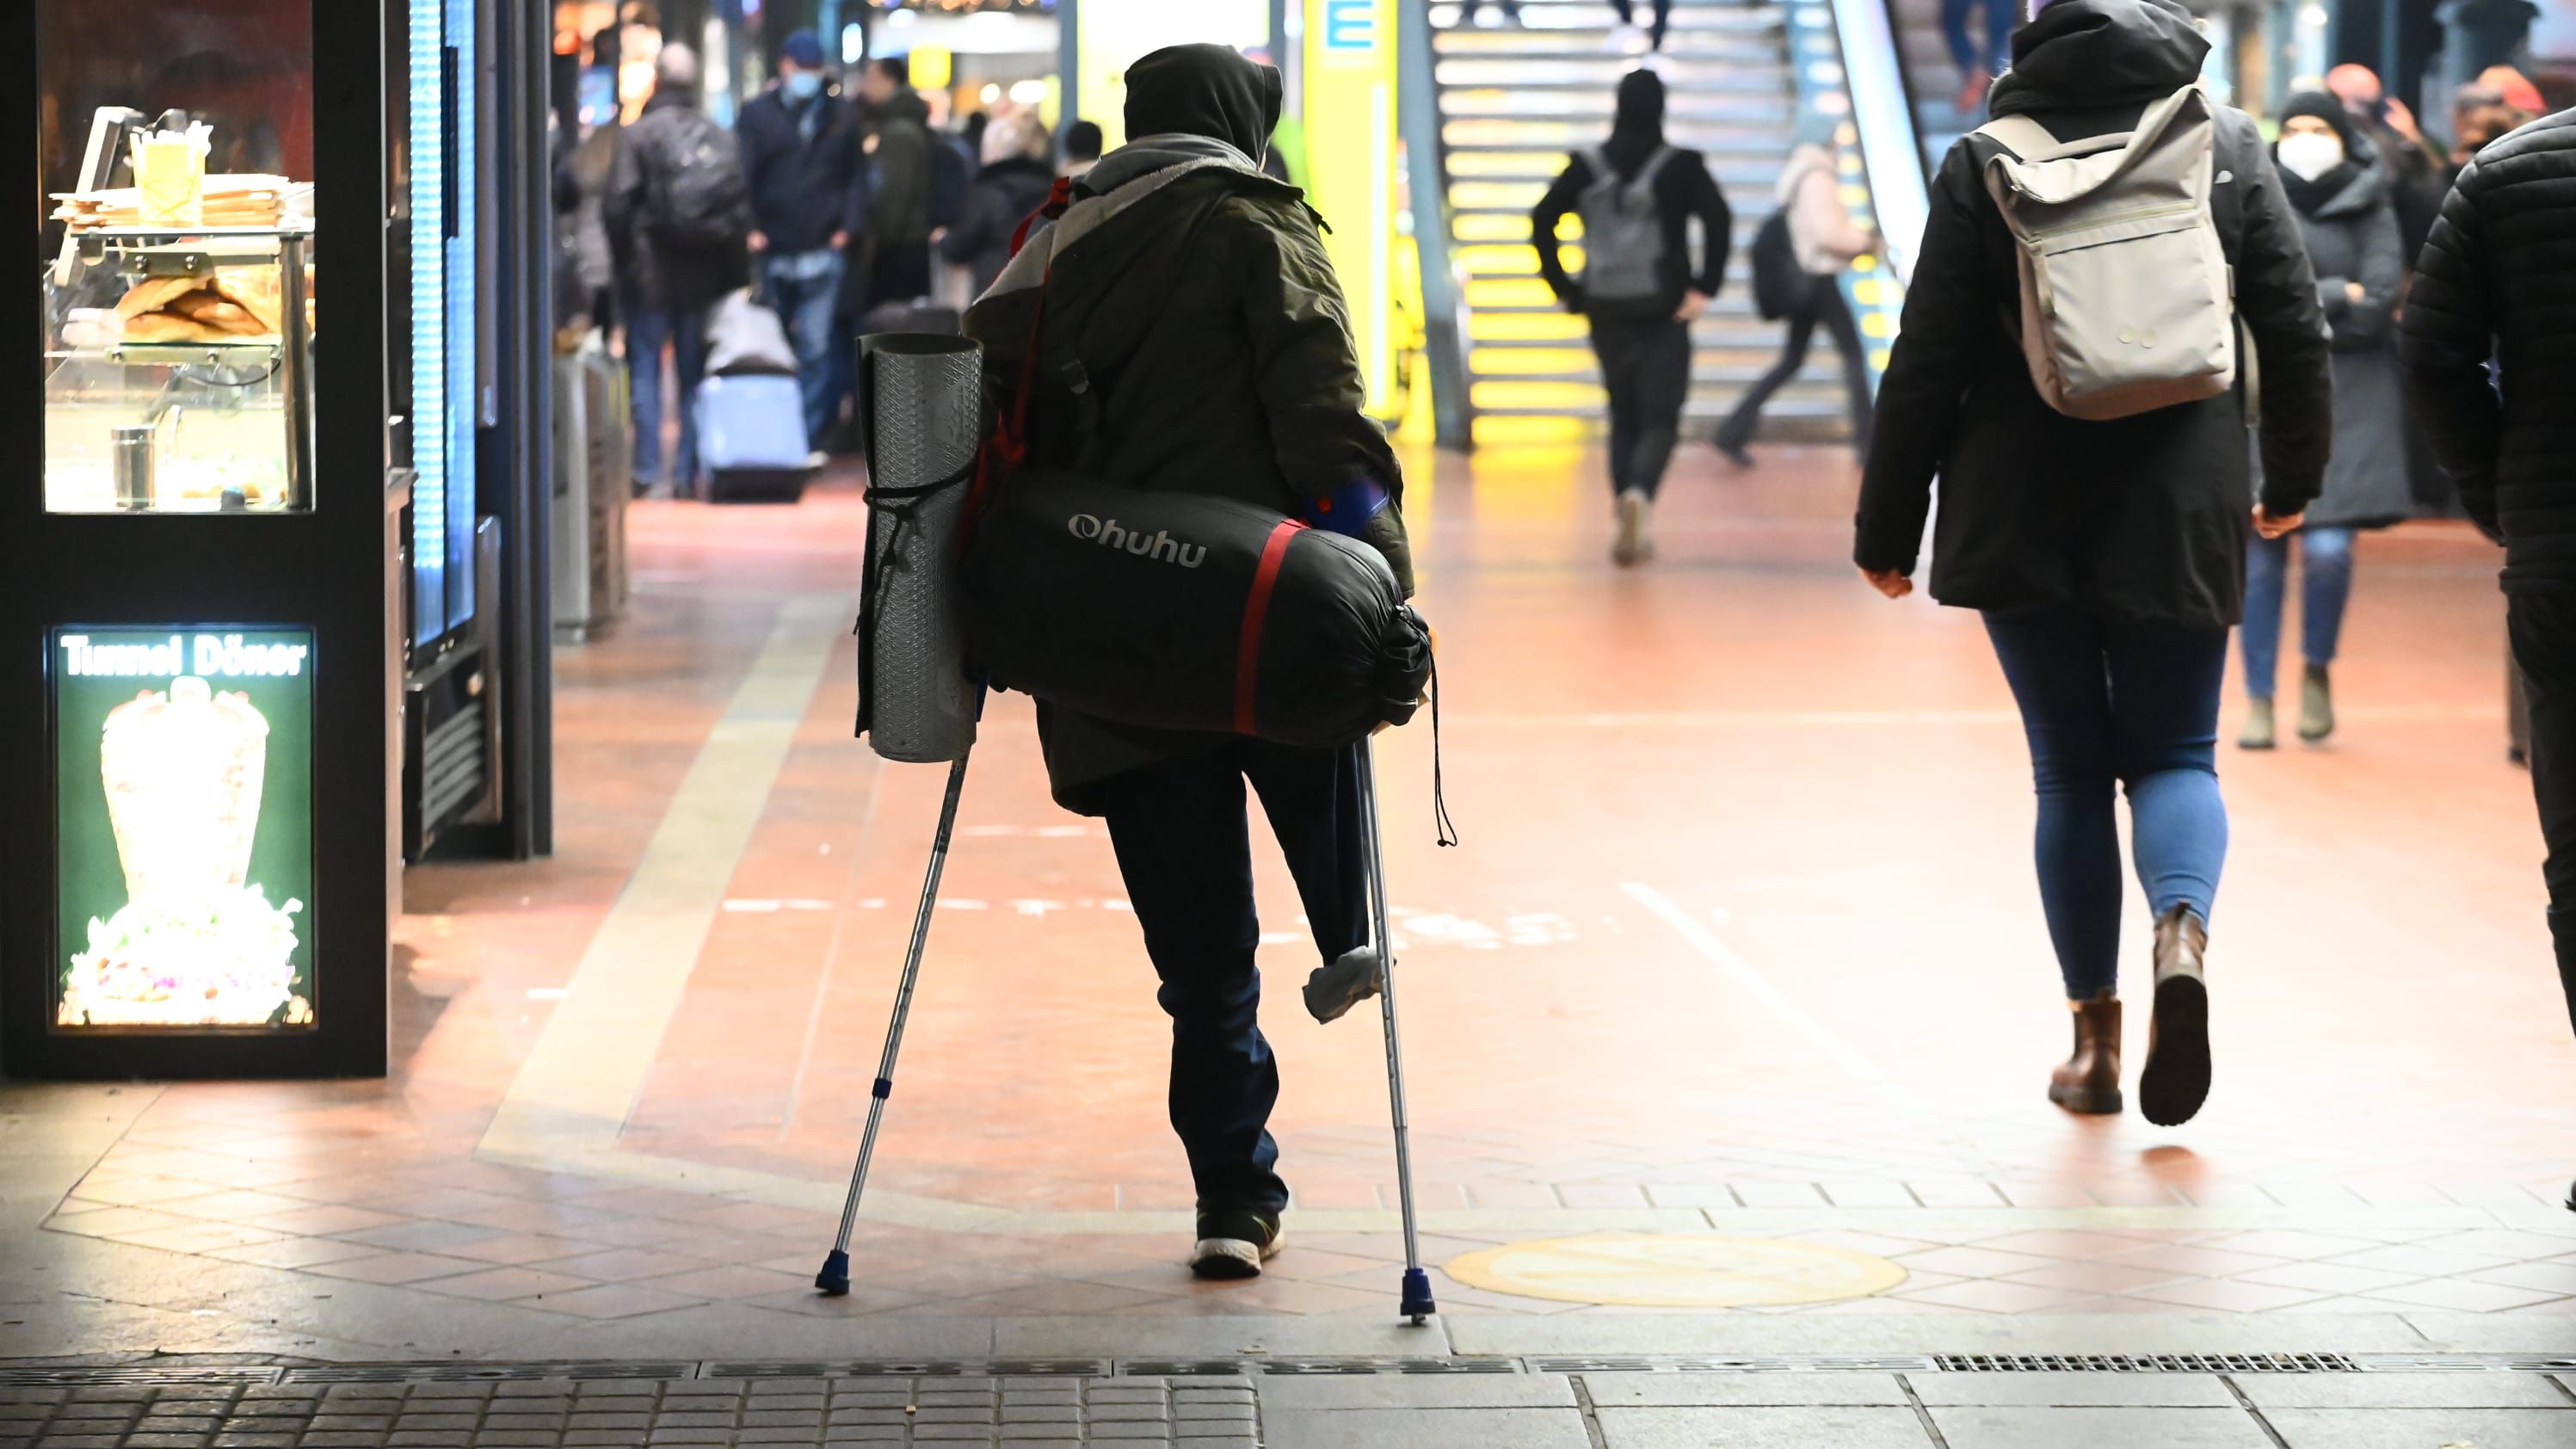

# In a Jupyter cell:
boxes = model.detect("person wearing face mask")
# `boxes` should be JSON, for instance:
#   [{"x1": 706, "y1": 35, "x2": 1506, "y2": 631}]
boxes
[
  {"x1": 736, "y1": 29, "x2": 863, "y2": 450},
  {"x1": 2235, "y1": 94, "x2": 2414, "y2": 750}
]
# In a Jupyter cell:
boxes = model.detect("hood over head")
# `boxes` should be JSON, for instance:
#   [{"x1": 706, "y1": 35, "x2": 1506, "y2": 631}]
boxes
[
  {"x1": 1601, "y1": 69, "x2": 1667, "y2": 176},
  {"x1": 1123, "y1": 44, "x2": 1282, "y2": 163},
  {"x1": 1988, "y1": 0, "x2": 2206, "y2": 118}
]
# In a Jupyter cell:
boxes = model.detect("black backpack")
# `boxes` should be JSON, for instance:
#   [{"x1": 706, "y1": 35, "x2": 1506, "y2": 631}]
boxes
[
  {"x1": 646, "y1": 109, "x2": 749, "y2": 251},
  {"x1": 1749, "y1": 210, "x2": 1803, "y2": 322}
]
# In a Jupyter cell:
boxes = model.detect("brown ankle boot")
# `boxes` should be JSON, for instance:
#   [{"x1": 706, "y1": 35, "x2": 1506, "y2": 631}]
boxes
[
  {"x1": 2139, "y1": 904, "x2": 2212, "y2": 1126},
  {"x1": 2048, "y1": 991, "x2": 2123, "y2": 1114}
]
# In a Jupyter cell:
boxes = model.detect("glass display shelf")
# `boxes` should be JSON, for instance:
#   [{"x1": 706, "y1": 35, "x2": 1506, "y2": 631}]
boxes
[{"x1": 43, "y1": 229, "x2": 314, "y2": 515}]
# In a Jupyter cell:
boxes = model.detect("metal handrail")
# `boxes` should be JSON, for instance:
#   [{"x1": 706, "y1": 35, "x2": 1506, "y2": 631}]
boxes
[{"x1": 1828, "y1": 0, "x2": 1933, "y2": 283}]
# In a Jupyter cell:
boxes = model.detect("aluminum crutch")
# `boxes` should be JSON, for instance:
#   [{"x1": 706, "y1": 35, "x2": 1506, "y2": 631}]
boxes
[
  {"x1": 1354, "y1": 738, "x2": 1438, "y2": 1324},
  {"x1": 816, "y1": 751, "x2": 971, "y2": 1295}
]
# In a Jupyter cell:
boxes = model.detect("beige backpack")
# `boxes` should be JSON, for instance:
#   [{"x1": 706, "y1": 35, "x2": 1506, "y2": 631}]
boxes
[{"x1": 1974, "y1": 83, "x2": 2237, "y2": 421}]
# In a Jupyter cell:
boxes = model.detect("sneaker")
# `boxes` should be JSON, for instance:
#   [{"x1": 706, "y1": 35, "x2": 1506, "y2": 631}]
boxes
[
  {"x1": 1612, "y1": 489, "x2": 1654, "y2": 567},
  {"x1": 1302, "y1": 946, "x2": 1383, "y2": 1024},
  {"x1": 2237, "y1": 697, "x2": 2276, "y2": 750},
  {"x1": 1191, "y1": 1208, "x2": 1284, "y2": 1279},
  {"x1": 2298, "y1": 663, "x2": 2335, "y2": 743}
]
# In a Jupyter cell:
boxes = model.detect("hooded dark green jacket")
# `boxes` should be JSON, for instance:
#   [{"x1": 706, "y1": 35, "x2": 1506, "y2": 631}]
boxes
[{"x1": 964, "y1": 42, "x2": 1413, "y2": 812}]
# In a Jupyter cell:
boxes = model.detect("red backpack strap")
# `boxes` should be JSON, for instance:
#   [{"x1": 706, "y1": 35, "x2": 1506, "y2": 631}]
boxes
[{"x1": 1008, "y1": 176, "x2": 1076, "y2": 258}]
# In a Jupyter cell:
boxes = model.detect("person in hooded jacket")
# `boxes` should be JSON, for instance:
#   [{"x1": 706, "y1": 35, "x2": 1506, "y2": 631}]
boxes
[
  {"x1": 2237, "y1": 93, "x2": 2413, "y2": 751},
  {"x1": 937, "y1": 111, "x2": 1056, "y2": 299},
  {"x1": 1531, "y1": 70, "x2": 1733, "y2": 565},
  {"x1": 965, "y1": 44, "x2": 1415, "y2": 1281},
  {"x1": 738, "y1": 28, "x2": 862, "y2": 448},
  {"x1": 1853, "y1": 0, "x2": 2333, "y2": 1128}
]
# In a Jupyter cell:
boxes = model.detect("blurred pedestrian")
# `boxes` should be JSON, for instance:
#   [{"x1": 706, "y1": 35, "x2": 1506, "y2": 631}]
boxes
[
  {"x1": 2237, "y1": 93, "x2": 2414, "y2": 750},
  {"x1": 1941, "y1": 0, "x2": 2015, "y2": 109},
  {"x1": 1062, "y1": 119, "x2": 1103, "y2": 182},
  {"x1": 1458, "y1": 0, "x2": 1521, "y2": 26},
  {"x1": 2325, "y1": 63, "x2": 2449, "y2": 262},
  {"x1": 1612, "y1": 0, "x2": 1673, "y2": 52},
  {"x1": 2400, "y1": 104, "x2": 2576, "y2": 1164},
  {"x1": 965, "y1": 43, "x2": 1413, "y2": 1280},
  {"x1": 849, "y1": 55, "x2": 937, "y2": 313},
  {"x1": 1531, "y1": 69, "x2": 1732, "y2": 565},
  {"x1": 605, "y1": 42, "x2": 751, "y2": 493},
  {"x1": 738, "y1": 28, "x2": 861, "y2": 448},
  {"x1": 1716, "y1": 137, "x2": 1876, "y2": 467},
  {"x1": 1853, "y1": 0, "x2": 2333, "y2": 1127},
  {"x1": 938, "y1": 110, "x2": 1055, "y2": 298}
]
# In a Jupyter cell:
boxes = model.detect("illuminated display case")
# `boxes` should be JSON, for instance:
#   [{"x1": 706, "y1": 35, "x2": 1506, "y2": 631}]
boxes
[{"x1": 1, "y1": 0, "x2": 398, "y2": 1077}]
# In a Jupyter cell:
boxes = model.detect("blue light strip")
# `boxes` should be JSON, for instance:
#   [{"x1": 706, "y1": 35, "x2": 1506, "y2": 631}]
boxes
[
  {"x1": 445, "y1": 0, "x2": 478, "y2": 638},
  {"x1": 408, "y1": 0, "x2": 448, "y2": 646}
]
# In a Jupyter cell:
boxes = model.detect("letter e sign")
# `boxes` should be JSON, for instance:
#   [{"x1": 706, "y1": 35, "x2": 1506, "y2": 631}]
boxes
[{"x1": 1324, "y1": 0, "x2": 1376, "y2": 50}]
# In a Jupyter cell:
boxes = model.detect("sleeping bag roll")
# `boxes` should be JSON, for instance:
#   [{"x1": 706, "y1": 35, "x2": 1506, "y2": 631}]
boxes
[
  {"x1": 964, "y1": 472, "x2": 1433, "y2": 749},
  {"x1": 856, "y1": 333, "x2": 983, "y2": 764}
]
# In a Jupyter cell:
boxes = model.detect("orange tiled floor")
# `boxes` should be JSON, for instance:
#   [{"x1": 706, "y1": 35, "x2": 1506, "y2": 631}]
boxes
[{"x1": 18, "y1": 441, "x2": 2576, "y2": 1336}]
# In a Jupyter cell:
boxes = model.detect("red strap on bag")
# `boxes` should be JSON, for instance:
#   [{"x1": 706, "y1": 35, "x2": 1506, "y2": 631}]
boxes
[{"x1": 1234, "y1": 520, "x2": 1305, "y2": 735}]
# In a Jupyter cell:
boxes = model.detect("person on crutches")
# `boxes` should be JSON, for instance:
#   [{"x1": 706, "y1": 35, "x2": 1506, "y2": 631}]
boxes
[{"x1": 962, "y1": 44, "x2": 1416, "y2": 1282}]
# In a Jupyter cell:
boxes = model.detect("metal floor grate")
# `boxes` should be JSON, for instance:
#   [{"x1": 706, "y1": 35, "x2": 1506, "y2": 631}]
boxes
[
  {"x1": 278, "y1": 1360, "x2": 697, "y2": 1384},
  {"x1": 1933, "y1": 1353, "x2": 2361, "y2": 1374}
]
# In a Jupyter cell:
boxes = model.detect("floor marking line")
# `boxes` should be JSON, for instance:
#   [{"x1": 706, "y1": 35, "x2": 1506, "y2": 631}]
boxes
[
  {"x1": 478, "y1": 593, "x2": 852, "y2": 1171},
  {"x1": 1620, "y1": 881, "x2": 1885, "y2": 1082}
]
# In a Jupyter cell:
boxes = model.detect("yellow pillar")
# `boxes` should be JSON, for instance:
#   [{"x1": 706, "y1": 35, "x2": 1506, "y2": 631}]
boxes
[{"x1": 1302, "y1": 0, "x2": 1397, "y2": 417}]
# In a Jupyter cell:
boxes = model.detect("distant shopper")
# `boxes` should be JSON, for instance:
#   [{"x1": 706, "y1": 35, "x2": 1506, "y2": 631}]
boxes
[
  {"x1": 849, "y1": 54, "x2": 936, "y2": 312},
  {"x1": 966, "y1": 43, "x2": 1413, "y2": 1281},
  {"x1": 738, "y1": 28, "x2": 862, "y2": 447},
  {"x1": 1612, "y1": 0, "x2": 1673, "y2": 52},
  {"x1": 2238, "y1": 93, "x2": 2414, "y2": 751},
  {"x1": 1941, "y1": 0, "x2": 2015, "y2": 109},
  {"x1": 606, "y1": 42, "x2": 751, "y2": 493},
  {"x1": 1716, "y1": 139, "x2": 1876, "y2": 467},
  {"x1": 2401, "y1": 106, "x2": 2576, "y2": 1146},
  {"x1": 938, "y1": 111, "x2": 1056, "y2": 298},
  {"x1": 1458, "y1": 0, "x2": 1521, "y2": 26},
  {"x1": 1531, "y1": 69, "x2": 1732, "y2": 565},
  {"x1": 1061, "y1": 119, "x2": 1104, "y2": 182},
  {"x1": 1853, "y1": 0, "x2": 2333, "y2": 1128},
  {"x1": 2325, "y1": 63, "x2": 2448, "y2": 262}
]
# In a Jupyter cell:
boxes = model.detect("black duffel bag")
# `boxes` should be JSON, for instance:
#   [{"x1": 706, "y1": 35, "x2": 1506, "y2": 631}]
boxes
[{"x1": 963, "y1": 472, "x2": 1432, "y2": 748}]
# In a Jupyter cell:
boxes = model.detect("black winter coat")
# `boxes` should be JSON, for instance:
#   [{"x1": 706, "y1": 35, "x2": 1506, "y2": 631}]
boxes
[
  {"x1": 940, "y1": 155, "x2": 1057, "y2": 298},
  {"x1": 2283, "y1": 158, "x2": 2414, "y2": 530},
  {"x1": 1853, "y1": 0, "x2": 2334, "y2": 630},
  {"x1": 605, "y1": 89, "x2": 753, "y2": 314},
  {"x1": 737, "y1": 86, "x2": 861, "y2": 255},
  {"x1": 2399, "y1": 108, "x2": 2576, "y2": 594},
  {"x1": 967, "y1": 128, "x2": 1412, "y2": 811}
]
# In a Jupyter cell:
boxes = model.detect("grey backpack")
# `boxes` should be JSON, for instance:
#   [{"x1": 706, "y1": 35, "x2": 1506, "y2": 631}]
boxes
[
  {"x1": 1577, "y1": 145, "x2": 1676, "y2": 303},
  {"x1": 1973, "y1": 84, "x2": 2237, "y2": 421}
]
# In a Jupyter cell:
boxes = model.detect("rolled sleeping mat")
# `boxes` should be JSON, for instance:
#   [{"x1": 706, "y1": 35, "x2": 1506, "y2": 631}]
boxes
[
  {"x1": 857, "y1": 333, "x2": 983, "y2": 764},
  {"x1": 964, "y1": 472, "x2": 1433, "y2": 749}
]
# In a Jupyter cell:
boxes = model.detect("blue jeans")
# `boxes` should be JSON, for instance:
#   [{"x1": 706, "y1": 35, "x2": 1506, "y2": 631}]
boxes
[
  {"x1": 1983, "y1": 607, "x2": 2230, "y2": 1000},
  {"x1": 764, "y1": 251, "x2": 845, "y2": 448},
  {"x1": 1094, "y1": 742, "x2": 1367, "y2": 1214},
  {"x1": 2240, "y1": 527, "x2": 2356, "y2": 700},
  {"x1": 1941, "y1": 0, "x2": 2015, "y2": 75},
  {"x1": 626, "y1": 303, "x2": 708, "y2": 490}
]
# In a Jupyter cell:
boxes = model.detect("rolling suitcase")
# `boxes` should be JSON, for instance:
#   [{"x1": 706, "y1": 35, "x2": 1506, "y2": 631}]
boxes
[{"x1": 695, "y1": 373, "x2": 813, "y2": 503}]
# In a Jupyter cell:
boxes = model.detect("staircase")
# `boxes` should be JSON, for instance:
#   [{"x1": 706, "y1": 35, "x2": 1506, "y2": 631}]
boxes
[{"x1": 1428, "y1": 0, "x2": 1853, "y2": 445}]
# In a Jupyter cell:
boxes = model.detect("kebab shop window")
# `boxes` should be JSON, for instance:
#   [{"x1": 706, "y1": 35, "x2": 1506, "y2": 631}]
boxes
[
  {"x1": 38, "y1": 0, "x2": 318, "y2": 515},
  {"x1": 52, "y1": 627, "x2": 317, "y2": 1033}
]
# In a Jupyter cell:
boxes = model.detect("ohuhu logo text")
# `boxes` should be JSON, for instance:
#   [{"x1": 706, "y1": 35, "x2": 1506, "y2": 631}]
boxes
[{"x1": 1066, "y1": 514, "x2": 1207, "y2": 569}]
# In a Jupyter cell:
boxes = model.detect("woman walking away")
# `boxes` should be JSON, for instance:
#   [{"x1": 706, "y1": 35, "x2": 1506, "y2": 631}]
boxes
[
  {"x1": 2238, "y1": 92, "x2": 2414, "y2": 750},
  {"x1": 1532, "y1": 69, "x2": 1732, "y2": 565},
  {"x1": 1852, "y1": 0, "x2": 2333, "y2": 1126},
  {"x1": 1716, "y1": 137, "x2": 1877, "y2": 467}
]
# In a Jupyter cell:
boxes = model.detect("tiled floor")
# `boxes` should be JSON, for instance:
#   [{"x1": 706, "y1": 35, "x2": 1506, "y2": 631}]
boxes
[{"x1": 3, "y1": 441, "x2": 2571, "y2": 1360}]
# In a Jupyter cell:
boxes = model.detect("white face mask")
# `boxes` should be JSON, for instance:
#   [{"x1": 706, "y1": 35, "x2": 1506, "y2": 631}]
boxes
[{"x1": 2276, "y1": 131, "x2": 2345, "y2": 182}]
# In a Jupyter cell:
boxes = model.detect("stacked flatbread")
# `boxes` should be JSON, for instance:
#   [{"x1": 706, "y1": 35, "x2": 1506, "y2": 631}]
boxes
[
  {"x1": 52, "y1": 176, "x2": 300, "y2": 231},
  {"x1": 115, "y1": 267, "x2": 286, "y2": 344}
]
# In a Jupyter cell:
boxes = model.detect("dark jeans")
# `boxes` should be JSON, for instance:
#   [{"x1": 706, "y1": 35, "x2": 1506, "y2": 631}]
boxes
[
  {"x1": 1982, "y1": 607, "x2": 2231, "y2": 1000},
  {"x1": 2509, "y1": 593, "x2": 2576, "y2": 1035},
  {"x1": 2240, "y1": 527, "x2": 2357, "y2": 700},
  {"x1": 1611, "y1": 0, "x2": 1672, "y2": 48},
  {"x1": 626, "y1": 303, "x2": 707, "y2": 490},
  {"x1": 1941, "y1": 0, "x2": 2014, "y2": 75},
  {"x1": 1095, "y1": 741, "x2": 1369, "y2": 1214},
  {"x1": 763, "y1": 251, "x2": 847, "y2": 447},
  {"x1": 1587, "y1": 311, "x2": 1692, "y2": 500},
  {"x1": 1716, "y1": 276, "x2": 1873, "y2": 457}
]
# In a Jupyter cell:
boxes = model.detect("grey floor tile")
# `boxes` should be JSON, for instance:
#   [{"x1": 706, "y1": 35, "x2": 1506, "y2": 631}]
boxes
[
  {"x1": 2267, "y1": 1409, "x2": 2576, "y2": 1448},
  {"x1": 1579, "y1": 1375, "x2": 1908, "y2": 1409},
  {"x1": 1908, "y1": 1372, "x2": 2236, "y2": 1407},
  {"x1": 1255, "y1": 1376, "x2": 1575, "y2": 1411},
  {"x1": 2240, "y1": 1372, "x2": 2575, "y2": 1409},
  {"x1": 1259, "y1": 1406, "x2": 1591, "y2": 1449},
  {"x1": 1594, "y1": 1406, "x2": 1932, "y2": 1447},
  {"x1": 1928, "y1": 1406, "x2": 2276, "y2": 1447}
]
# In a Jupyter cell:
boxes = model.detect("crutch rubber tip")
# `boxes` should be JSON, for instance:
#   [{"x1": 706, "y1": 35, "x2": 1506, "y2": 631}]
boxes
[
  {"x1": 1400, "y1": 1267, "x2": 1437, "y2": 1323},
  {"x1": 815, "y1": 1249, "x2": 852, "y2": 1297}
]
